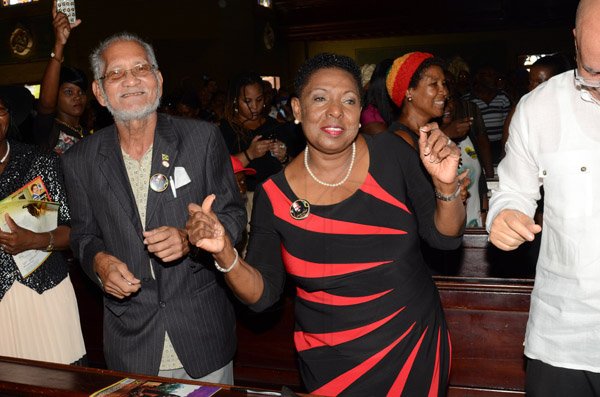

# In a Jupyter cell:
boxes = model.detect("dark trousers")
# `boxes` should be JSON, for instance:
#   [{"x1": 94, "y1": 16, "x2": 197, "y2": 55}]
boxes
[{"x1": 526, "y1": 358, "x2": 600, "y2": 397}]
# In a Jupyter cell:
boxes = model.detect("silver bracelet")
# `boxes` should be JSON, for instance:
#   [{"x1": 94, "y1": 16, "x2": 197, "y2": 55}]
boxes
[
  {"x1": 435, "y1": 183, "x2": 461, "y2": 201},
  {"x1": 214, "y1": 248, "x2": 239, "y2": 273}
]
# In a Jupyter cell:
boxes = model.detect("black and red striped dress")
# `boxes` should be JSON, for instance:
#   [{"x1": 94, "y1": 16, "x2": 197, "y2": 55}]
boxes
[{"x1": 246, "y1": 132, "x2": 461, "y2": 396}]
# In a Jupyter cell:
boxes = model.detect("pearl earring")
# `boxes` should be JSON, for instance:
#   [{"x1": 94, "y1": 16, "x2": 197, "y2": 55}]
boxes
[
  {"x1": 359, "y1": 123, "x2": 362, "y2": 129},
  {"x1": 407, "y1": 96, "x2": 412, "y2": 102},
  {"x1": 294, "y1": 119, "x2": 300, "y2": 125}
]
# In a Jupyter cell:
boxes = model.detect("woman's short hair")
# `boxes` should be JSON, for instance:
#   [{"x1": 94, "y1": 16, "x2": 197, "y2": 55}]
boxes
[
  {"x1": 59, "y1": 66, "x2": 88, "y2": 92},
  {"x1": 293, "y1": 53, "x2": 362, "y2": 103}
]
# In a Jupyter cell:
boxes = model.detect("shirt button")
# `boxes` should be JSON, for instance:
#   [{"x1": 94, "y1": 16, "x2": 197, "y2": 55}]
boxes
[
  {"x1": 159, "y1": 301, "x2": 166, "y2": 308},
  {"x1": 542, "y1": 170, "x2": 547, "y2": 175},
  {"x1": 581, "y1": 166, "x2": 587, "y2": 172}
]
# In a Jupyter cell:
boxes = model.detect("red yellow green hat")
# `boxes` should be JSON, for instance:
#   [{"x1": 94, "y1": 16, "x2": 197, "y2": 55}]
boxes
[{"x1": 386, "y1": 52, "x2": 433, "y2": 107}]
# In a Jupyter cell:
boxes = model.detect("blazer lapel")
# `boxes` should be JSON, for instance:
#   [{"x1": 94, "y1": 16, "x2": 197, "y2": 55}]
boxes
[
  {"x1": 98, "y1": 126, "x2": 144, "y2": 240},
  {"x1": 145, "y1": 115, "x2": 179, "y2": 230}
]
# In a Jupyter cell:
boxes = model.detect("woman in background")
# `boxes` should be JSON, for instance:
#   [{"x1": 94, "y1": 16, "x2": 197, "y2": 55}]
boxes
[
  {"x1": 0, "y1": 86, "x2": 86, "y2": 365},
  {"x1": 360, "y1": 58, "x2": 398, "y2": 135},
  {"x1": 34, "y1": 0, "x2": 90, "y2": 154},
  {"x1": 220, "y1": 71, "x2": 291, "y2": 193}
]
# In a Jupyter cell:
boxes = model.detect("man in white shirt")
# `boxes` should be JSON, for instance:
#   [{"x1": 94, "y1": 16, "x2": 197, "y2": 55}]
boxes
[{"x1": 487, "y1": 0, "x2": 600, "y2": 395}]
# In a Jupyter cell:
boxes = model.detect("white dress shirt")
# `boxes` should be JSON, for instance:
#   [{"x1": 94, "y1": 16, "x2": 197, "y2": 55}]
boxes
[{"x1": 488, "y1": 70, "x2": 600, "y2": 372}]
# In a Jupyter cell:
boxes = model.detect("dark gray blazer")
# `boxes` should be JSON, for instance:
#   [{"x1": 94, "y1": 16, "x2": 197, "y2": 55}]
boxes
[{"x1": 62, "y1": 114, "x2": 246, "y2": 377}]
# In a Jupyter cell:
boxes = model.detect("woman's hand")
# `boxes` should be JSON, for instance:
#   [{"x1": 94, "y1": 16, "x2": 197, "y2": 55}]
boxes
[
  {"x1": 418, "y1": 122, "x2": 462, "y2": 186},
  {"x1": 443, "y1": 117, "x2": 473, "y2": 139},
  {"x1": 52, "y1": 0, "x2": 81, "y2": 46},
  {"x1": 246, "y1": 135, "x2": 271, "y2": 161},
  {"x1": 186, "y1": 194, "x2": 227, "y2": 254},
  {"x1": 269, "y1": 140, "x2": 288, "y2": 163},
  {"x1": 0, "y1": 214, "x2": 40, "y2": 255}
]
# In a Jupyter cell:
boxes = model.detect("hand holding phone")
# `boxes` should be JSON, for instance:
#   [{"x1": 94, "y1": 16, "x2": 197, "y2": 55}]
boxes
[{"x1": 56, "y1": 0, "x2": 77, "y2": 24}]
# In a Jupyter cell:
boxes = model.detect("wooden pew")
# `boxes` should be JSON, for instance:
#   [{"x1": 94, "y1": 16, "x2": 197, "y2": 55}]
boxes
[
  {"x1": 234, "y1": 277, "x2": 533, "y2": 395},
  {"x1": 438, "y1": 277, "x2": 531, "y2": 396},
  {"x1": 425, "y1": 228, "x2": 539, "y2": 279},
  {"x1": 0, "y1": 355, "x2": 302, "y2": 396}
]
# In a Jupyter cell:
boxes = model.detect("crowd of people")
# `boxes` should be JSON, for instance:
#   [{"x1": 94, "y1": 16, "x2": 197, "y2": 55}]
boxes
[{"x1": 1, "y1": 0, "x2": 599, "y2": 396}]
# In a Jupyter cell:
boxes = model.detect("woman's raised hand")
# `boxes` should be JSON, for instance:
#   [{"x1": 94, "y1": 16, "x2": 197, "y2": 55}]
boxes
[
  {"x1": 186, "y1": 194, "x2": 227, "y2": 254},
  {"x1": 418, "y1": 122, "x2": 462, "y2": 185}
]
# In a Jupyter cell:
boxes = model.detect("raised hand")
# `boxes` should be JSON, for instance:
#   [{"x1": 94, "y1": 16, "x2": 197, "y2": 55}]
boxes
[
  {"x1": 52, "y1": 0, "x2": 81, "y2": 46},
  {"x1": 186, "y1": 194, "x2": 227, "y2": 254},
  {"x1": 418, "y1": 122, "x2": 462, "y2": 186}
]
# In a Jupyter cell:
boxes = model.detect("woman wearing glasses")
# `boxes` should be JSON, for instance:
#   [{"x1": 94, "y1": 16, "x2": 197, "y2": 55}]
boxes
[
  {"x1": 34, "y1": 0, "x2": 90, "y2": 155},
  {"x1": 0, "y1": 86, "x2": 86, "y2": 365}
]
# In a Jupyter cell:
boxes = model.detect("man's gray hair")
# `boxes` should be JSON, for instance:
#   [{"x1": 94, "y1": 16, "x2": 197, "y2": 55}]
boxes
[{"x1": 89, "y1": 32, "x2": 159, "y2": 80}]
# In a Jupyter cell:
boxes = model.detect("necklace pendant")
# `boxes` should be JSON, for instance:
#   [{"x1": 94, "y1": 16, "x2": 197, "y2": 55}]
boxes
[{"x1": 290, "y1": 199, "x2": 310, "y2": 220}]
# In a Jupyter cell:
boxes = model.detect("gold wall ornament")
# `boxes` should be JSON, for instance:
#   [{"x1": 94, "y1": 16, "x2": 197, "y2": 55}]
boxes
[{"x1": 10, "y1": 26, "x2": 34, "y2": 57}]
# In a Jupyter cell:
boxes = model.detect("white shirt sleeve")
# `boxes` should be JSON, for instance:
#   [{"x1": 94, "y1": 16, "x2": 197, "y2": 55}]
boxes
[{"x1": 486, "y1": 99, "x2": 542, "y2": 232}]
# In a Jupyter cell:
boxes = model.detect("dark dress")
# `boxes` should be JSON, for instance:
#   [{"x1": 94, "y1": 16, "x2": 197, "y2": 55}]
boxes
[
  {"x1": 33, "y1": 113, "x2": 92, "y2": 155},
  {"x1": 220, "y1": 117, "x2": 298, "y2": 191},
  {"x1": 0, "y1": 141, "x2": 71, "y2": 299},
  {"x1": 245, "y1": 132, "x2": 460, "y2": 396}
]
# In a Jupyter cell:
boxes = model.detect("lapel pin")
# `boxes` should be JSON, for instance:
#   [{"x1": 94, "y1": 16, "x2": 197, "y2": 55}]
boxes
[
  {"x1": 150, "y1": 173, "x2": 169, "y2": 192},
  {"x1": 161, "y1": 153, "x2": 170, "y2": 168}
]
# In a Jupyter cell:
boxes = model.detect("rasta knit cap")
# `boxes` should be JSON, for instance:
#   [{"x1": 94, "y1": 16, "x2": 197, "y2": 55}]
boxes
[{"x1": 386, "y1": 52, "x2": 433, "y2": 107}]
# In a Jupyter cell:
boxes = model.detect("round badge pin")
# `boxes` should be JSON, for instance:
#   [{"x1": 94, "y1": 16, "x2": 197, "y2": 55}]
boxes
[
  {"x1": 149, "y1": 173, "x2": 169, "y2": 192},
  {"x1": 290, "y1": 199, "x2": 310, "y2": 220}
]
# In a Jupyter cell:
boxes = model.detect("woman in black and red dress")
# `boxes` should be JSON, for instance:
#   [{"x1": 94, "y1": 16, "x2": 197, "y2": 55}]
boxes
[{"x1": 187, "y1": 53, "x2": 465, "y2": 396}]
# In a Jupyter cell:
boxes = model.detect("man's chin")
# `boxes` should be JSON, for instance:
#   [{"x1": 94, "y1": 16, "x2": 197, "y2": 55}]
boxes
[{"x1": 108, "y1": 104, "x2": 158, "y2": 123}]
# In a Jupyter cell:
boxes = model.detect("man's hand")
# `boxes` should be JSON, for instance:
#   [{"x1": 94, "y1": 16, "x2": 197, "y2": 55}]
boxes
[
  {"x1": 143, "y1": 226, "x2": 189, "y2": 262},
  {"x1": 489, "y1": 209, "x2": 542, "y2": 251},
  {"x1": 186, "y1": 194, "x2": 227, "y2": 254},
  {"x1": 93, "y1": 252, "x2": 141, "y2": 299}
]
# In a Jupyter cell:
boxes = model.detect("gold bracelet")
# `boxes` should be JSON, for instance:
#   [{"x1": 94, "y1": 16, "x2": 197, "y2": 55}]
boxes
[{"x1": 45, "y1": 231, "x2": 55, "y2": 251}]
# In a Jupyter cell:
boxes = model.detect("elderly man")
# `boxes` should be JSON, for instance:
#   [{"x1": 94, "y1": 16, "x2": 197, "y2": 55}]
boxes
[
  {"x1": 62, "y1": 32, "x2": 246, "y2": 383},
  {"x1": 487, "y1": 0, "x2": 600, "y2": 395}
]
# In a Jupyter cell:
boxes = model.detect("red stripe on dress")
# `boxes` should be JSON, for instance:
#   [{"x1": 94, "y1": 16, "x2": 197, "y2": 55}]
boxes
[
  {"x1": 262, "y1": 179, "x2": 407, "y2": 235},
  {"x1": 360, "y1": 173, "x2": 411, "y2": 214},
  {"x1": 427, "y1": 327, "x2": 442, "y2": 397},
  {"x1": 296, "y1": 287, "x2": 393, "y2": 306},
  {"x1": 312, "y1": 322, "x2": 416, "y2": 396},
  {"x1": 282, "y1": 245, "x2": 391, "y2": 278},
  {"x1": 386, "y1": 326, "x2": 429, "y2": 397},
  {"x1": 295, "y1": 307, "x2": 405, "y2": 352}
]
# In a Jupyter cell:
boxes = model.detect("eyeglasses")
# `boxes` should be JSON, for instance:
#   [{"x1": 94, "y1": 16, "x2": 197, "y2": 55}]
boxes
[
  {"x1": 574, "y1": 69, "x2": 600, "y2": 89},
  {"x1": 0, "y1": 107, "x2": 8, "y2": 117},
  {"x1": 99, "y1": 63, "x2": 157, "y2": 83}
]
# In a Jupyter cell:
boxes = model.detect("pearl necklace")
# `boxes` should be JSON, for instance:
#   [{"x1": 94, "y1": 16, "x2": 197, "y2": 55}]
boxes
[
  {"x1": 0, "y1": 141, "x2": 10, "y2": 164},
  {"x1": 304, "y1": 141, "x2": 356, "y2": 187}
]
